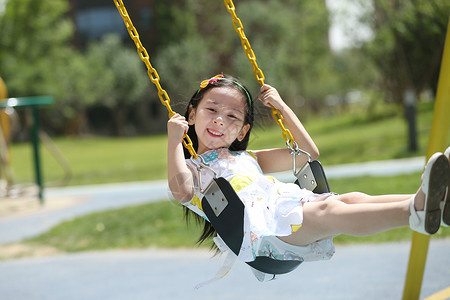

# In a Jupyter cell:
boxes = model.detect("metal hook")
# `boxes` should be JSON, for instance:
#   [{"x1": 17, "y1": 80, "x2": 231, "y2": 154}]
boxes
[
  {"x1": 189, "y1": 156, "x2": 217, "y2": 194},
  {"x1": 286, "y1": 140, "x2": 312, "y2": 177}
]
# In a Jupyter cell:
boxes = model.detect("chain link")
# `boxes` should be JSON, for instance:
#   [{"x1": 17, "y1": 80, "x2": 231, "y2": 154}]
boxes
[
  {"x1": 115, "y1": 0, "x2": 295, "y2": 157},
  {"x1": 224, "y1": 0, "x2": 295, "y2": 146},
  {"x1": 114, "y1": 0, "x2": 197, "y2": 159},
  {"x1": 224, "y1": 0, "x2": 265, "y2": 86}
]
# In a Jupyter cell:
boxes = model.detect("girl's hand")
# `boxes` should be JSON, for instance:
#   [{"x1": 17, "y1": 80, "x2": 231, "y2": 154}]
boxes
[
  {"x1": 258, "y1": 84, "x2": 286, "y2": 111},
  {"x1": 168, "y1": 113, "x2": 189, "y2": 143}
]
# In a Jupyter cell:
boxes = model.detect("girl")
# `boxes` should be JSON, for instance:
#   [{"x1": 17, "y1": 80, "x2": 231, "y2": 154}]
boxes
[{"x1": 167, "y1": 74, "x2": 450, "y2": 281}]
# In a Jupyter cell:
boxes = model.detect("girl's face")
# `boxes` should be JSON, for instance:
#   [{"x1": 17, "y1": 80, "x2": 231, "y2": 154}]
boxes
[{"x1": 188, "y1": 87, "x2": 250, "y2": 154}]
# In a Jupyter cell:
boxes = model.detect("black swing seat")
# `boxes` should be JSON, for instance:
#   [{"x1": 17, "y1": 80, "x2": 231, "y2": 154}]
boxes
[
  {"x1": 201, "y1": 160, "x2": 330, "y2": 275},
  {"x1": 201, "y1": 177, "x2": 302, "y2": 275},
  {"x1": 295, "y1": 160, "x2": 330, "y2": 194}
]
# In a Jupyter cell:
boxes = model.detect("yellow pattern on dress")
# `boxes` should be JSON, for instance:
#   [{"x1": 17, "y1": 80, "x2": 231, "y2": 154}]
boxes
[
  {"x1": 291, "y1": 224, "x2": 302, "y2": 233},
  {"x1": 229, "y1": 175, "x2": 253, "y2": 193},
  {"x1": 246, "y1": 150, "x2": 257, "y2": 161},
  {"x1": 266, "y1": 176, "x2": 278, "y2": 183},
  {"x1": 190, "y1": 195, "x2": 203, "y2": 211}
]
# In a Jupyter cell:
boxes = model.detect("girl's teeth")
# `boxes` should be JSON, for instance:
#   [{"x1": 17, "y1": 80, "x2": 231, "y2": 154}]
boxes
[{"x1": 209, "y1": 129, "x2": 222, "y2": 136}]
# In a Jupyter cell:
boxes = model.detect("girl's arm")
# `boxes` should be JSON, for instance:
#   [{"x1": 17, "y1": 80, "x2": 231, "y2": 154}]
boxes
[
  {"x1": 254, "y1": 84, "x2": 319, "y2": 174},
  {"x1": 167, "y1": 113, "x2": 194, "y2": 203}
]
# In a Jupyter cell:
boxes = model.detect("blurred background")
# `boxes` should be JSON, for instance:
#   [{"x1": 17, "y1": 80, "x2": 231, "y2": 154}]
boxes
[{"x1": 0, "y1": 0, "x2": 449, "y2": 187}]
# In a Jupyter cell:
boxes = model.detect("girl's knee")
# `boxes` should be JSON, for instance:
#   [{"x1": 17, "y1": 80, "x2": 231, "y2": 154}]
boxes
[
  {"x1": 301, "y1": 200, "x2": 343, "y2": 239},
  {"x1": 304, "y1": 199, "x2": 344, "y2": 219},
  {"x1": 337, "y1": 192, "x2": 368, "y2": 204}
]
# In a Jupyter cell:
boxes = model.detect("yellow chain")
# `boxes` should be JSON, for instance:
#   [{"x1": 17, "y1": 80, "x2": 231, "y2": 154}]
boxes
[
  {"x1": 114, "y1": 0, "x2": 197, "y2": 159},
  {"x1": 224, "y1": 0, "x2": 295, "y2": 146},
  {"x1": 224, "y1": 0, "x2": 264, "y2": 86}
]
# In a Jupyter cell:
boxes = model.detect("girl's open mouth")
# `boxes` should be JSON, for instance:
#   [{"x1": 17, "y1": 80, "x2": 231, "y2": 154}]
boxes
[{"x1": 207, "y1": 128, "x2": 223, "y2": 137}]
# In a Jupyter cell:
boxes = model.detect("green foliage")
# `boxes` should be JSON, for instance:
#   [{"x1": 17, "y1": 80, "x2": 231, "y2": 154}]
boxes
[
  {"x1": 231, "y1": 0, "x2": 335, "y2": 111},
  {"x1": 364, "y1": 0, "x2": 450, "y2": 103},
  {"x1": 153, "y1": 0, "x2": 198, "y2": 50},
  {"x1": 0, "y1": 0, "x2": 448, "y2": 139},
  {"x1": 0, "y1": 2, "x2": 150, "y2": 135},
  {"x1": 45, "y1": 34, "x2": 150, "y2": 135},
  {"x1": 155, "y1": 36, "x2": 218, "y2": 104},
  {"x1": 0, "y1": 0, "x2": 72, "y2": 97},
  {"x1": 140, "y1": 0, "x2": 338, "y2": 118}
]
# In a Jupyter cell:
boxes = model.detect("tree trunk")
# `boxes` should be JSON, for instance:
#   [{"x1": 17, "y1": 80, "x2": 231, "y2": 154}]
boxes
[{"x1": 403, "y1": 89, "x2": 418, "y2": 152}]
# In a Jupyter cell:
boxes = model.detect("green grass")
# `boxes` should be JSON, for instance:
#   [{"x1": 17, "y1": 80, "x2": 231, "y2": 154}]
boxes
[
  {"x1": 250, "y1": 101, "x2": 441, "y2": 166},
  {"x1": 26, "y1": 201, "x2": 203, "y2": 252},
  {"x1": 9, "y1": 101, "x2": 448, "y2": 187},
  {"x1": 25, "y1": 172, "x2": 450, "y2": 252},
  {"x1": 10, "y1": 135, "x2": 168, "y2": 186},
  {"x1": 9, "y1": 101, "x2": 450, "y2": 253}
]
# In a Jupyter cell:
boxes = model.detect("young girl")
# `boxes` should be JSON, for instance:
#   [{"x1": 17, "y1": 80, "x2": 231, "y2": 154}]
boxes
[{"x1": 167, "y1": 74, "x2": 450, "y2": 281}]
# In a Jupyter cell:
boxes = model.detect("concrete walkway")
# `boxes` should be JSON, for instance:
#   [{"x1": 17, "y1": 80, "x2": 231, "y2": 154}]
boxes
[
  {"x1": 0, "y1": 239, "x2": 449, "y2": 299},
  {"x1": 0, "y1": 156, "x2": 425, "y2": 244},
  {"x1": 0, "y1": 180, "x2": 169, "y2": 244}
]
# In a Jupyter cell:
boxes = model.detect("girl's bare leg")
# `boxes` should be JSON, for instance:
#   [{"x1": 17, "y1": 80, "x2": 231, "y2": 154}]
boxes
[
  {"x1": 278, "y1": 192, "x2": 422, "y2": 246},
  {"x1": 337, "y1": 191, "x2": 413, "y2": 204}
]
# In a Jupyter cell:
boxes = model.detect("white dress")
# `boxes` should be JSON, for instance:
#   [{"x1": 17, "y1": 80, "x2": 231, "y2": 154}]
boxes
[{"x1": 183, "y1": 148, "x2": 335, "y2": 265}]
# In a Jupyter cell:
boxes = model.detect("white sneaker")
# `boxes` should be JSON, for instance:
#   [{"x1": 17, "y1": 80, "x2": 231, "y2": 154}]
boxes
[{"x1": 409, "y1": 152, "x2": 449, "y2": 235}]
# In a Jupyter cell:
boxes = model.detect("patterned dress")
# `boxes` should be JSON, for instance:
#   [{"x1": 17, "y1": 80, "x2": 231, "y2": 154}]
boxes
[{"x1": 183, "y1": 148, "x2": 335, "y2": 264}]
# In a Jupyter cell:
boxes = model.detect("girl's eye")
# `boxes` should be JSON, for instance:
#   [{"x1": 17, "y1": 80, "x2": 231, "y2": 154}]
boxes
[
  {"x1": 228, "y1": 115, "x2": 238, "y2": 119},
  {"x1": 207, "y1": 108, "x2": 216, "y2": 112}
]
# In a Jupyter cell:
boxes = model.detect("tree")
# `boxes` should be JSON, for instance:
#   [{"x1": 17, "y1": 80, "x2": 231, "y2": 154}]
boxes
[
  {"x1": 362, "y1": 0, "x2": 450, "y2": 151},
  {"x1": 155, "y1": 36, "x2": 218, "y2": 104},
  {"x1": 0, "y1": 0, "x2": 73, "y2": 97},
  {"x1": 87, "y1": 35, "x2": 150, "y2": 136},
  {"x1": 0, "y1": 1, "x2": 150, "y2": 136},
  {"x1": 50, "y1": 34, "x2": 150, "y2": 136},
  {"x1": 365, "y1": 0, "x2": 450, "y2": 104},
  {"x1": 229, "y1": 0, "x2": 334, "y2": 116},
  {"x1": 117, "y1": 0, "x2": 339, "y2": 127}
]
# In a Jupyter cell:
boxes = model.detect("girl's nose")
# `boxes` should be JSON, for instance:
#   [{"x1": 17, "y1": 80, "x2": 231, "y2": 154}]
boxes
[{"x1": 214, "y1": 116, "x2": 224, "y2": 125}]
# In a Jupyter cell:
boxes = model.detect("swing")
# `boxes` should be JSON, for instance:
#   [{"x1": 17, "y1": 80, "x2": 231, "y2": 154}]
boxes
[{"x1": 114, "y1": 0, "x2": 329, "y2": 276}]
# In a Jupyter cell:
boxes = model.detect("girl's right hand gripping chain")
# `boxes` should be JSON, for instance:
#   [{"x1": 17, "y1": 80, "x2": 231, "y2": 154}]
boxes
[
  {"x1": 167, "y1": 113, "x2": 194, "y2": 204},
  {"x1": 168, "y1": 113, "x2": 189, "y2": 145}
]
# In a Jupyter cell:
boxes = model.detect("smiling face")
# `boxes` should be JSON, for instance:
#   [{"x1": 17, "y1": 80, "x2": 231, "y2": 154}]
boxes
[{"x1": 188, "y1": 87, "x2": 251, "y2": 154}]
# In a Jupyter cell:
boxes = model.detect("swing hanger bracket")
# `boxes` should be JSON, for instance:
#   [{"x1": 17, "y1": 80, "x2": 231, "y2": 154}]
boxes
[
  {"x1": 286, "y1": 140, "x2": 315, "y2": 187},
  {"x1": 189, "y1": 156, "x2": 218, "y2": 194},
  {"x1": 286, "y1": 140, "x2": 312, "y2": 161},
  {"x1": 190, "y1": 157, "x2": 229, "y2": 217}
]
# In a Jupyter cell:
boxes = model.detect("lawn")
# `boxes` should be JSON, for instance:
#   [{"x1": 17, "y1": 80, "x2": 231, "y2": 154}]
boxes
[
  {"x1": 8, "y1": 101, "x2": 447, "y2": 187},
  {"x1": 5, "y1": 100, "x2": 450, "y2": 254},
  {"x1": 24, "y1": 171, "x2": 450, "y2": 253}
]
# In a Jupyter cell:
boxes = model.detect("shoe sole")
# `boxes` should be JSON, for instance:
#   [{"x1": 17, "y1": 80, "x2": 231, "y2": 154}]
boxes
[
  {"x1": 444, "y1": 147, "x2": 450, "y2": 226},
  {"x1": 443, "y1": 197, "x2": 450, "y2": 226},
  {"x1": 425, "y1": 155, "x2": 449, "y2": 234}
]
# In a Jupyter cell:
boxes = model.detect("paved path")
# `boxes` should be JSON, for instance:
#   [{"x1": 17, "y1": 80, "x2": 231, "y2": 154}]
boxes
[
  {"x1": 0, "y1": 180, "x2": 168, "y2": 244},
  {"x1": 0, "y1": 239, "x2": 449, "y2": 299},
  {"x1": 0, "y1": 157, "x2": 425, "y2": 244}
]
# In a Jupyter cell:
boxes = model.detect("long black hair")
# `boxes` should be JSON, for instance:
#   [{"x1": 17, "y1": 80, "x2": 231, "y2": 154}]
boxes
[{"x1": 183, "y1": 74, "x2": 254, "y2": 248}]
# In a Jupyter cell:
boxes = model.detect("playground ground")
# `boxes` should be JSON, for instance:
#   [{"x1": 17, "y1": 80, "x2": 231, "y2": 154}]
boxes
[{"x1": 0, "y1": 156, "x2": 449, "y2": 299}]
